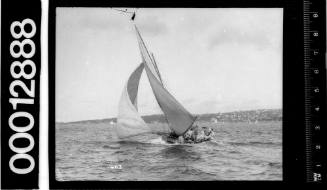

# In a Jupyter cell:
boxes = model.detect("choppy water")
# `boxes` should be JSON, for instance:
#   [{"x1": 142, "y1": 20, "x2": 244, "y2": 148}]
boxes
[{"x1": 56, "y1": 121, "x2": 282, "y2": 181}]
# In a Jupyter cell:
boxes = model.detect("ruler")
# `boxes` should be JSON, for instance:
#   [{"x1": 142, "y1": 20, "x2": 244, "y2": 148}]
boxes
[{"x1": 303, "y1": 0, "x2": 326, "y2": 183}]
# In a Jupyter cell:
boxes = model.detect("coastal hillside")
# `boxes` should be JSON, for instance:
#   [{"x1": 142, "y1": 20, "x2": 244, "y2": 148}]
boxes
[{"x1": 58, "y1": 109, "x2": 282, "y2": 124}]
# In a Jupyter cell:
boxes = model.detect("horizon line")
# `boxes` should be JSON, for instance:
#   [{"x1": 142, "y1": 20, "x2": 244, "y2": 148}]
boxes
[{"x1": 56, "y1": 107, "x2": 282, "y2": 124}]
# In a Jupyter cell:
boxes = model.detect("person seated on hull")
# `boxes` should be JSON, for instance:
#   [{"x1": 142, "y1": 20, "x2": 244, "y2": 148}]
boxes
[
  {"x1": 164, "y1": 133, "x2": 179, "y2": 144},
  {"x1": 187, "y1": 125, "x2": 214, "y2": 143},
  {"x1": 164, "y1": 125, "x2": 214, "y2": 144}
]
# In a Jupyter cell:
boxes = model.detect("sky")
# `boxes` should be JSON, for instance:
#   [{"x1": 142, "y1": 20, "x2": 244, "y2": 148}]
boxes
[{"x1": 56, "y1": 8, "x2": 283, "y2": 122}]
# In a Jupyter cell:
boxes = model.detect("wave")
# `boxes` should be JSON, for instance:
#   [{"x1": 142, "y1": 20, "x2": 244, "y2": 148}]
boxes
[
  {"x1": 228, "y1": 141, "x2": 281, "y2": 147},
  {"x1": 227, "y1": 150, "x2": 242, "y2": 154},
  {"x1": 102, "y1": 145, "x2": 120, "y2": 149},
  {"x1": 56, "y1": 120, "x2": 282, "y2": 181},
  {"x1": 148, "y1": 137, "x2": 172, "y2": 145},
  {"x1": 267, "y1": 162, "x2": 282, "y2": 169}
]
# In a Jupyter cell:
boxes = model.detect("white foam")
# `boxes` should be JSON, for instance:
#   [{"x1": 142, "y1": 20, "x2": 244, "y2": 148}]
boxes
[{"x1": 148, "y1": 137, "x2": 172, "y2": 145}]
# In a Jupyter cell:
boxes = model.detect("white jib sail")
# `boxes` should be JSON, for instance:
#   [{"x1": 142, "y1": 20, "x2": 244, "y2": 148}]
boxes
[{"x1": 115, "y1": 63, "x2": 151, "y2": 139}]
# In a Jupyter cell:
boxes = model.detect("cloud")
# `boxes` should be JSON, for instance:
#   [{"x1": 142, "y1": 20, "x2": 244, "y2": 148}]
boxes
[
  {"x1": 81, "y1": 10, "x2": 127, "y2": 31},
  {"x1": 206, "y1": 9, "x2": 283, "y2": 51},
  {"x1": 61, "y1": 8, "x2": 169, "y2": 36},
  {"x1": 137, "y1": 15, "x2": 168, "y2": 36},
  {"x1": 207, "y1": 26, "x2": 271, "y2": 50},
  {"x1": 56, "y1": 8, "x2": 282, "y2": 121},
  {"x1": 57, "y1": 8, "x2": 131, "y2": 32}
]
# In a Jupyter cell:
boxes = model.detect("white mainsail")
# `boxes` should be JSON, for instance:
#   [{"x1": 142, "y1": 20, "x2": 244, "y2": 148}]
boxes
[
  {"x1": 134, "y1": 26, "x2": 196, "y2": 136},
  {"x1": 115, "y1": 63, "x2": 151, "y2": 138}
]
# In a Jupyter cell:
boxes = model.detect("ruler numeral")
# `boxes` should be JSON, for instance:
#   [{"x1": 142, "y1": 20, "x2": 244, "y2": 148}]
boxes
[
  {"x1": 314, "y1": 125, "x2": 320, "y2": 130},
  {"x1": 313, "y1": 173, "x2": 322, "y2": 181},
  {"x1": 313, "y1": 32, "x2": 319, "y2": 37},
  {"x1": 313, "y1": 50, "x2": 319, "y2": 55},
  {"x1": 313, "y1": 13, "x2": 318, "y2": 18},
  {"x1": 313, "y1": 69, "x2": 319, "y2": 74},
  {"x1": 315, "y1": 144, "x2": 321, "y2": 150}
]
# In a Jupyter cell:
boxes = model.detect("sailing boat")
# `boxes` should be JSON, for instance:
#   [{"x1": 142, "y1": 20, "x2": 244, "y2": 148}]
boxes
[{"x1": 115, "y1": 26, "x2": 197, "y2": 139}]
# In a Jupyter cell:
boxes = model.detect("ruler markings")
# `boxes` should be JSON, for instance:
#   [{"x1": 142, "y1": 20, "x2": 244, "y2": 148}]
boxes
[{"x1": 303, "y1": 0, "x2": 324, "y2": 183}]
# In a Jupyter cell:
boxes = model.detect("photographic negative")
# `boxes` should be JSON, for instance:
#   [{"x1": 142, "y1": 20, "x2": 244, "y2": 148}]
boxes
[
  {"x1": 55, "y1": 8, "x2": 283, "y2": 181},
  {"x1": 1, "y1": 0, "x2": 326, "y2": 188}
]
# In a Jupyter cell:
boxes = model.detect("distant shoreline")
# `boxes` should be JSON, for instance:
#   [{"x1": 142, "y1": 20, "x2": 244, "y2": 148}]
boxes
[{"x1": 56, "y1": 108, "x2": 282, "y2": 125}]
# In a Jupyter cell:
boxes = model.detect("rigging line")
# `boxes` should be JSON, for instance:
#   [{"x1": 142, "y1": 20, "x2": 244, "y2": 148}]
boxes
[
  {"x1": 135, "y1": 26, "x2": 165, "y2": 85},
  {"x1": 112, "y1": 8, "x2": 134, "y2": 14},
  {"x1": 151, "y1": 53, "x2": 164, "y2": 86}
]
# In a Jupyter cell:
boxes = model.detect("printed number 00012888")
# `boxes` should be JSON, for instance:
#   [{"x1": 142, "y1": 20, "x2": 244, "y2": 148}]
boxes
[{"x1": 8, "y1": 18, "x2": 37, "y2": 175}]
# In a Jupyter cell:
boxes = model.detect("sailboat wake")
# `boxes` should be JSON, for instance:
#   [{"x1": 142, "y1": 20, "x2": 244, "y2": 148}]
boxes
[{"x1": 148, "y1": 137, "x2": 174, "y2": 145}]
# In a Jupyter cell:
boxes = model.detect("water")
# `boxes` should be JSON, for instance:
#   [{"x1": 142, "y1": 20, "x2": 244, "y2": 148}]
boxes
[{"x1": 56, "y1": 121, "x2": 282, "y2": 181}]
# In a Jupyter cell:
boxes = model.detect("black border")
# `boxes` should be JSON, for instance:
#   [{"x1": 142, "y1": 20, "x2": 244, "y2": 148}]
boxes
[
  {"x1": 1, "y1": 0, "x2": 41, "y2": 188},
  {"x1": 49, "y1": 0, "x2": 308, "y2": 188}
]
